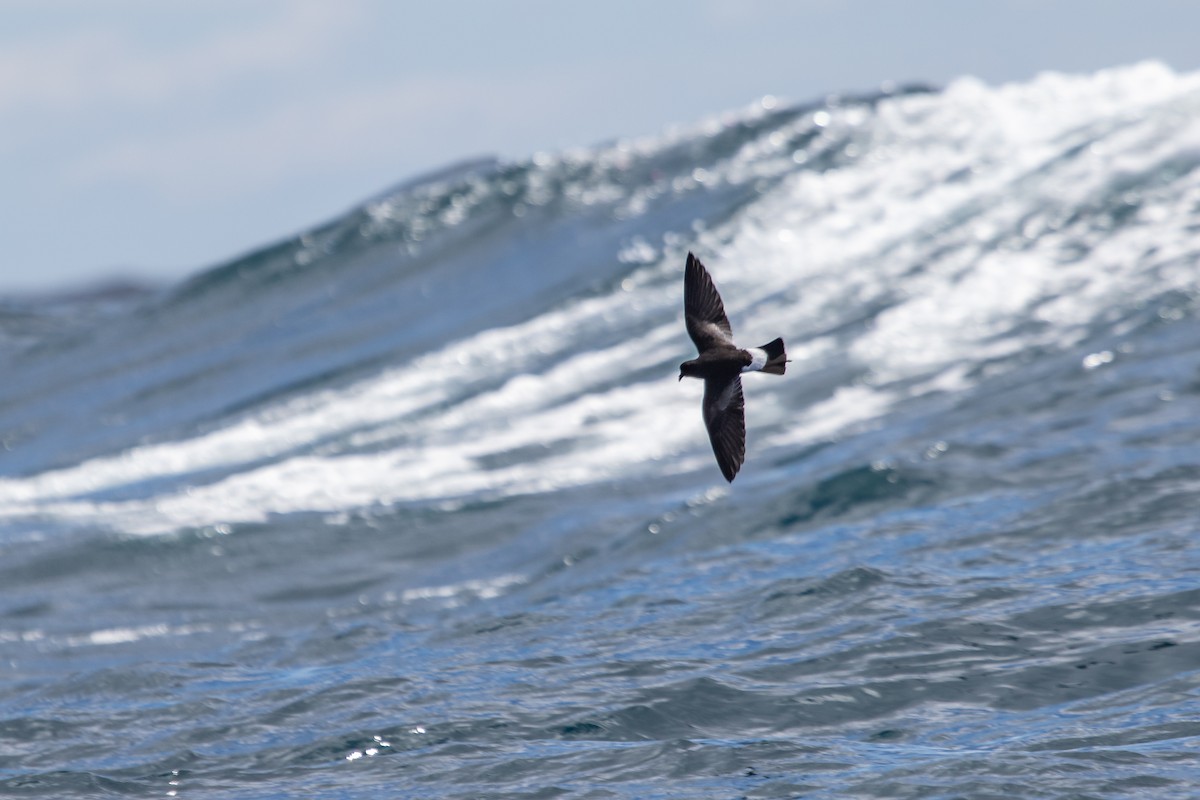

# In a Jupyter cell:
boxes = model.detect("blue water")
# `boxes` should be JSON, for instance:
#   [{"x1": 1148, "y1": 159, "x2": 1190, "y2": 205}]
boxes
[{"x1": 3, "y1": 62, "x2": 1200, "y2": 798}]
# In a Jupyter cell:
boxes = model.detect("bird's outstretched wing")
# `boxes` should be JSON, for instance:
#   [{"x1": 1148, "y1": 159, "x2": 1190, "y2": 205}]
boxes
[
  {"x1": 702, "y1": 374, "x2": 746, "y2": 482},
  {"x1": 685, "y1": 252, "x2": 734, "y2": 352}
]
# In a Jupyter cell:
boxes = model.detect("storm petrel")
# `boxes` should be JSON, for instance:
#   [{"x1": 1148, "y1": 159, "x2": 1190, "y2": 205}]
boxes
[{"x1": 678, "y1": 252, "x2": 786, "y2": 482}]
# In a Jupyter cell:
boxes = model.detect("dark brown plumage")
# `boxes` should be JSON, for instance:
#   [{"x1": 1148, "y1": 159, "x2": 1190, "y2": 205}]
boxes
[{"x1": 678, "y1": 252, "x2": 786, "y2": 482}]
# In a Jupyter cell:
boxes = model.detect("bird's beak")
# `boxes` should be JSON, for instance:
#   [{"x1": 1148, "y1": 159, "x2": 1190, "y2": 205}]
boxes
[{"x1": 678, "y1": 374, "x2": 683, "y2": 382}]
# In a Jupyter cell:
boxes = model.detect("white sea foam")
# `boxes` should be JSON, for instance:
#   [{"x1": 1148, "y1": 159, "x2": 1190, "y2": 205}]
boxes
[{"x1": 4, "y1": 63, "x2": 1200, "y2": 535}]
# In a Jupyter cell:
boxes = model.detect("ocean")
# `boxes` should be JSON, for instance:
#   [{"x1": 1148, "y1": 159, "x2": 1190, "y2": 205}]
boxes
[{"x1": 2, "y1": 62, "x2": 1200, "y2": 798}]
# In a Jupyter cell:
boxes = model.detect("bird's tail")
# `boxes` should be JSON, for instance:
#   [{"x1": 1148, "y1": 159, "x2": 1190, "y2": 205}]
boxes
[{"x1": 758, "y1": 337, "x2": 787, "y2": 375}]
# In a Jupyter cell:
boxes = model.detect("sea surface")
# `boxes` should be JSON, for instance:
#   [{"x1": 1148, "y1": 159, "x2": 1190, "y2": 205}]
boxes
[{"x1": 3, "y1": 62, "x2": 1200, "y2": 798}]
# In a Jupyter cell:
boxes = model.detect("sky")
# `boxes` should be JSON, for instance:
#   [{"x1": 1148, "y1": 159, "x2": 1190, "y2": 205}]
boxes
[{"x1": 4, "y1": 0, "x2": 1200, "y2": 293}]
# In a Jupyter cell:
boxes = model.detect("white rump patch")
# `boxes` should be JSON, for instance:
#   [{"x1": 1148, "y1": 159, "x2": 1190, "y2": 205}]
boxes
[{"x1": 743, "y1": 348, "x2": 767, "y2": 372}]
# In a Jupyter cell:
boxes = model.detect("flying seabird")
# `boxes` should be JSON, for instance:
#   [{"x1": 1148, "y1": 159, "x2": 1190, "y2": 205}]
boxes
[{"x1": 678, "y1": 252, "x2": 786, "y2": 482}]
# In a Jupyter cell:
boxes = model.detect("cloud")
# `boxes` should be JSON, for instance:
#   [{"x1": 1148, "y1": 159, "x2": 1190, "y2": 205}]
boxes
[
  {"x1": 0, "y1": 2, "x2": 358, "y2": 116},
  {"x1": 65, "y1": 69, "x2": 589, "y2": 200}
]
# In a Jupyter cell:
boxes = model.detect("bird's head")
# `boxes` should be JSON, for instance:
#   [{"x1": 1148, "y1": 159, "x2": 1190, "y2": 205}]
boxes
[{"x1": 678, "y1": 359, "x2": 700, "y2": 381}]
